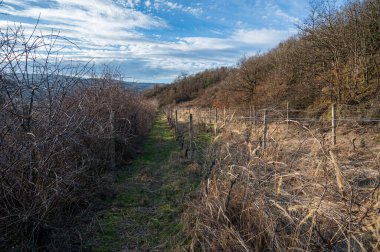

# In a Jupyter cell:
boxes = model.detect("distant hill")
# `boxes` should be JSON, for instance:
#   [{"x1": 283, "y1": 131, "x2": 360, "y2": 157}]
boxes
[
  {"x1": 2, "y1": 73, "x2": 163, "y2": 92},
  {"x1": 123, "y1": 82, "x2": 162, "y2": 91}
]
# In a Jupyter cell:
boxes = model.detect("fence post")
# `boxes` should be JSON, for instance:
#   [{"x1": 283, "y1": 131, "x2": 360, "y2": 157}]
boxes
[
  {"x1": 189, "y1": 113, "x2": 193, "y2": 160},
  {"x1": 203, "y1": 109, "x2": 206, "y2": 130},
  {"x1": 223, "y1": 106, "x2": 226, "y2": 124},
  {"x1": 250, "y1": 106, "x2": 253, "y2": 128},
  {"x1": 170, "y1": 109, "x2": 173, "y2": 127},
  {"x1": 209, "y1": 107, "x2": 212, "y2": 124},
  {"x1": 110, "y1": 110, "x2": 116, "y2": 176},
  {"x1": 175, "y1": 110, "x2": 178, "y2": 134},
  {"x1": 286, "y1": 102, "x2": 289, "y2": 131},
  {"x1": 332, "y1": 104, "x2": 336, "y2": 146},
  {"x1": 215, "y1": 107, "x2": 218, "y2": 123},
  {"x1": 263, "y1": 110, "x2": 268, "y2": 149},
  {"x1": 253, "y1": 106, "x2": 256, "y2": 132},
  {"x1": 215, "y1": 107, "x2": 218, "y2": 135}
]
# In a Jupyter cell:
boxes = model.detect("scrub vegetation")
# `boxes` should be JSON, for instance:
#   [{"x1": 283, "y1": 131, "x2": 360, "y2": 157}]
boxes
[
  {"x1": 1, "y1": 0, "x2": 379, "y2": 251},
  {"x1": 0, "y1": 25, "x2": 156, "y2": 250}
]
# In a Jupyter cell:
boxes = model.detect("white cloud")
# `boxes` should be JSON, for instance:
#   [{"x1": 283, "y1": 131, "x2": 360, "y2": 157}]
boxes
[
  {"x1": 265, "y1": 2, "x2": 301, "y2": 25},
  {"x1": 0, "y1": 0, "x2": 297, "y2": 82},
  {"x1": 232, "y1": 28, "x2": 295, "y2": 45},
  {"x1": 180, "y1": 37, "x2": 233, "y2": 50},
  {"x1": 2, "y1": 0, "x2": 166, "y2": 47},
  {"x1": 174, "y1": 28, "x2": 295, "y2": 53},
  {"x1": 151, "y1": 0, "x2": 203, "y2": 16},
  {"x1": 114, "y1": 0, "x2": 141, "y2": 8},
  {"x1": 274, "y1": 9, "x2": 300, "y2": 24}
]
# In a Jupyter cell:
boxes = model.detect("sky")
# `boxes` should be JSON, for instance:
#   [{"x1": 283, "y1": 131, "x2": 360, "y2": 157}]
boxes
[{"x1": 0, "y1": 0, "x2": 311, "y2": 83}]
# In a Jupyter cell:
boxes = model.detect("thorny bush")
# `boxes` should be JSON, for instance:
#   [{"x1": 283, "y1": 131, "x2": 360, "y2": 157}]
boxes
[{"x1": 0, "y1": 25, "x2": 156, "y2": 250}]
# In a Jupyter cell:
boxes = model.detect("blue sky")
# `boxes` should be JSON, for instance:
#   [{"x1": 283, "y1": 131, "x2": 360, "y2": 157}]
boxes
[{"x1": 0, "y1": 0, "x2": 311, "y2": 83}]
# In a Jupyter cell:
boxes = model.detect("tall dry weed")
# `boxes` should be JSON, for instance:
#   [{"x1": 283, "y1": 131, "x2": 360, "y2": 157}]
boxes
[{"x1": 183, "y1": 115, "x2": 379, "y2": 251}]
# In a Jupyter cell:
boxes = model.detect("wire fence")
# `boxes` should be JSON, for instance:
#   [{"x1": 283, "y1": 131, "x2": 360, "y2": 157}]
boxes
[{"x1": 163, "y1": 103, "x2": 379, "y2": 160}]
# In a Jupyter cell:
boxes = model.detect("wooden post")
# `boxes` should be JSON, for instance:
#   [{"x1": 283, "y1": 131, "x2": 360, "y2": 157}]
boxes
[
  {"x1": 286, "y1": 102, "x2": 289, "y2": 131},
  {"x1": 175, "y1": 110, "x2": 178, "y2": 134},
  {"x1": 203, "y1": 109, "x2": 207, "y2": 130},
  {"x1": 223, "y1": 106, "x2": 226, "y2": 124},
  {"x1": 209, "y1": 108, "x2": 212, "y2": 124},
  {"x1": 332, "y1": 104, "x2": 336, "y2": 146},
  {"x1": 263, "y1": 110, "x2": 268, "y2": 149},
  {"x1": 253, "y1": 106, "x2": 256, "y2": 132},
  {"x1": 170, "y1": 109, "x2": 173, "y2": 126},
  {"x1": 215, "y1": 108, "x2": 218, "y2": 135},
  {"x1": 250, "y1": 106, "x2": 253, "y2": 128},
  {"x1": 110, "y1": 111, "x2": 116, "y2": 176},
  {"x1": 189, "y1": 113, "x2": 193, "y2": 160}
]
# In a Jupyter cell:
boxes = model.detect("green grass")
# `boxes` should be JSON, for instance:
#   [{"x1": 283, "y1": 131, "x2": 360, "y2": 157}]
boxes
[{"x1": 92, "y1": 112, "x2": 202, "y2": 251}]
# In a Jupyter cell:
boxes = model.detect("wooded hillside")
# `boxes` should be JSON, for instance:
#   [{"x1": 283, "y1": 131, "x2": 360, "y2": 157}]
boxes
[{"x1": 146, "y1": 0, "x2": 380, "y2": 110}]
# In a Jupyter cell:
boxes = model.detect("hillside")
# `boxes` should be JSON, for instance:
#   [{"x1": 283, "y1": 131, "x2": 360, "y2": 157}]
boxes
[
  {"x1": 146, "y1": 0, "x2": 380, "y2": 112},
  {"x1": 124, "y1": 81, "x2": 162, "y2": 91}
]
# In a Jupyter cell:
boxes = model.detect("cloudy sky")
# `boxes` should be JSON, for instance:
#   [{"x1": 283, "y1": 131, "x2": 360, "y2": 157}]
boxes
[{"x1": 0, "y1": 0, "x2": 311, "y2": 83}]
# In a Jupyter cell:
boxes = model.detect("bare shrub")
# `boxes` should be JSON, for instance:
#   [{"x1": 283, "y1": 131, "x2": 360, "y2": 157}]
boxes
[{"x1": 0, "y1": 24, "x2": 156, "y2": 250}]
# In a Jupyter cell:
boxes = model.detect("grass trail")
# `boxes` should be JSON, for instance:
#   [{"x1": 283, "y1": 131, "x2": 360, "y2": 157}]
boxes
[{"x1": 92, "y1": 112, "x2": 200, "y2": 251}]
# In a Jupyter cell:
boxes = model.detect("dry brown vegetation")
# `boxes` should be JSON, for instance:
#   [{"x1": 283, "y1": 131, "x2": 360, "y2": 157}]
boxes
[
  {"x1": 170, "y1": 108, "x2": 380, "y2": 251},
  {"x1": 146, "y1": 0, "x2": 380, "y2": 110},
  {"x1": 153, "y1": 3, "x2": 380, "y2": 248},
  {"x1": 0, "y1": 25, "x2": 156, "y2": 250}
]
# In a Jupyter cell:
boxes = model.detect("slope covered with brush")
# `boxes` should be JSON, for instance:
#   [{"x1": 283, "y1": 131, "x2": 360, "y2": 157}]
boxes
[{"x1": 148, "y1": 0, "x2": 380, "y2": 111}]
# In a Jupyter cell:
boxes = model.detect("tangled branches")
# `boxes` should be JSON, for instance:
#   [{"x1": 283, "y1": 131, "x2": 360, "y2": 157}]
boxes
[{"x1": 0, "y1": 24, "x2": 156, "y2": 250}]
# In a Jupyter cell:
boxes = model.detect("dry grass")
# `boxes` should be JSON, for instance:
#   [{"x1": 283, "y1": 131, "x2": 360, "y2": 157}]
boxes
[{"x1": 183, "y1": 114, "x2": 379, "y2": 251}]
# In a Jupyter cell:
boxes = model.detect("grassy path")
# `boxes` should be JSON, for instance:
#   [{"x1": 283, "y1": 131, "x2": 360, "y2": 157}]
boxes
[{"x1": 92, "y1": 113, "x2": 200, "y2": 251}]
